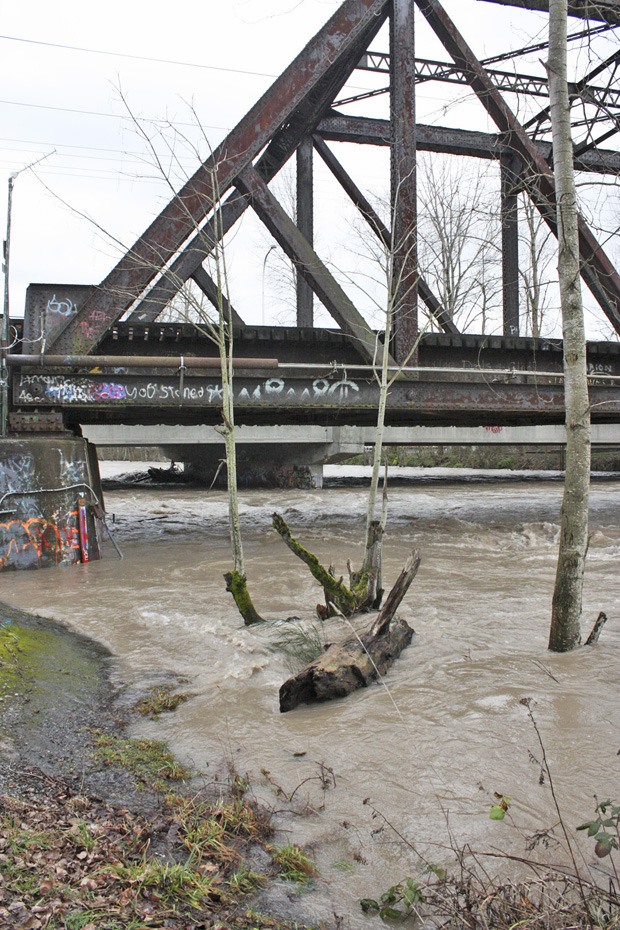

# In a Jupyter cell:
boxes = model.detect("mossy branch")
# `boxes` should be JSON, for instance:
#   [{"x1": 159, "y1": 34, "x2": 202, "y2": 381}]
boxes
[
  {"x1": 224, "y1": 570, "x2": 265, "y2": 625},
  {"x1": 272, "y1": 513, "x2": 359, "y2": 616}
]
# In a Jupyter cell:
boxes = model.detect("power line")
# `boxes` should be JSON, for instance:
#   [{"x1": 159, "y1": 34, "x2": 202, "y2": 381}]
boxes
[
  {"x1": 0, "y1": 98, "x2": 229, "y2": 130},
  {"x1": 0, "y1": 33, "x2": 277, "y2": 80}
]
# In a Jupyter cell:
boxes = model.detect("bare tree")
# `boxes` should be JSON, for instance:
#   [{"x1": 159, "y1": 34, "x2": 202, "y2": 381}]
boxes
[
  {"x1": 118, "y1": 103, "x2": 264, "y2": 626},
  {"x1": 519, "y1": 194, "x2": 557, "y2": 338},
  {"x1": 417, "y1": 156, "x2": 502, "y2": 333},
  {"x1": 547, "y1": 0, "x2": 591, "y2": 652}
]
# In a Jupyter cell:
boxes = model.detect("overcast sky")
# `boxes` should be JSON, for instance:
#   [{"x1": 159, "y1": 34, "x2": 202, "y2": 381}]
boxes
[{"x1": 1, "y1": 0, "x2": 617, "y2": 336}]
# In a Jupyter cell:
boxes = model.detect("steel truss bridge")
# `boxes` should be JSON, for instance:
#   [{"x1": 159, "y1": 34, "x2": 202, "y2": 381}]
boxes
[{"x1": 6, "y1": 0, "x2": 620, "y2": 435}]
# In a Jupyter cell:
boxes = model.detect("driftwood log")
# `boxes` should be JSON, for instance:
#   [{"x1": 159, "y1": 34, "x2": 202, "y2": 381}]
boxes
[{"x1": 279, "y1": 550, "x2": 421, "y2": 713}]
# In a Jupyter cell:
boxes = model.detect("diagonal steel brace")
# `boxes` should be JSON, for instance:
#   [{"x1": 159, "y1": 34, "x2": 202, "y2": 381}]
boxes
[
  {"x1": 416, "y1": 0, "x2": 620, "y2": 335},
  {"x1": 47, "y1": 0, "x2": 391, "y2": 355}
]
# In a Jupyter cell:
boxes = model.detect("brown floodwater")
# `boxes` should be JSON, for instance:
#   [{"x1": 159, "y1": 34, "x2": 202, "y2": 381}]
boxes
[{"x1": 2, "y1": 469, "x2": 619, "y2": 927}]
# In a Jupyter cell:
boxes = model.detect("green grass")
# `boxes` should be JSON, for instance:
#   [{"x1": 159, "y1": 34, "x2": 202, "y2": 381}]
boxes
[
  {"x1": 271, "y1": 844, "x2": 316, "y2": 883},
  {"x1": 90, "y1": 729, "x2": 191, "y2": 789},
  {"x1": 137, "y1": 685, "x2": 190, "y2": 719}
]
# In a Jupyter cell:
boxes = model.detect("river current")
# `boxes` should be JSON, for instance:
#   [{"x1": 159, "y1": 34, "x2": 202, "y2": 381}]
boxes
[{"x1": 1, "y1": 466, "x2": 619, "y2": 927}]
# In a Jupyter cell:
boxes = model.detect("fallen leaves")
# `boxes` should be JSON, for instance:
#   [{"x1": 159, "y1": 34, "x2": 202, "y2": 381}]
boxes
[{"x1": 0, "y1": 767, "x2": 311, "y2": 930}]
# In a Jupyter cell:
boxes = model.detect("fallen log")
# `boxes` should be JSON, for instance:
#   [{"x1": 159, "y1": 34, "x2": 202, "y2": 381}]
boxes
[{"x1": 279, "y1": 550, "x2": 421, "y2": 713}]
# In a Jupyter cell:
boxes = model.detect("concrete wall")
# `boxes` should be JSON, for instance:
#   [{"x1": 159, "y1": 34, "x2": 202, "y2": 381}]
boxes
[
  {"x1": 84, "y1": 422, "x2": 620, "y2": 461},
  {"x1": 0, "y1": 437, "x2": 103, "y2": 571}
]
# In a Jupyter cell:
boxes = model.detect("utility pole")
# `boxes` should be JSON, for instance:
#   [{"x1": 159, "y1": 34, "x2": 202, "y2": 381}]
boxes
[
  {"x1": 1, "y1": 173, "x2": 15, "y2": 438},
  {"x1": 1, "y1": 152, "x2": 53, "y2": 437}
]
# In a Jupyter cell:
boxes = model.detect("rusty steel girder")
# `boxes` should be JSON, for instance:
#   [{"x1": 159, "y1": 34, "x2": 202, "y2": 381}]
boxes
[
  {"x1": 391, "y1": 0, "x2": 420, "y2": 364},
  {"x1": 415, "y1": 0, "x2": 620, "y2": 335},
  {"x1": 317, "y1": 113, "x2": 620, "y2": 173},
  {"x1": 12, "y1": 368, "x2": 620, "y2": 428},
  {"x1": 46, "y1": 0, "x2": 391, "y2": 355}
]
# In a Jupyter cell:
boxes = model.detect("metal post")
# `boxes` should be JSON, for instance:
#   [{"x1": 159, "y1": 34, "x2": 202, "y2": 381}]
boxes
[
  {"x1": 2, "y1": 153, "x2": 53, "y2": 436},
  {"x1": 501, "y1": 155, "x2": 520, "y2": 337},
  {"x1": 1, "y1": 174, "x2": 14, "y2": 438},
  {"x1": 391, "y1": 0, "x2": 419, "y2": 364},
  {"x1": 262, "y1": 245, "x2": 276, "y2": 325},
  {"x1": 296, "y1": 137, "x2": 315, "y2": 327}
]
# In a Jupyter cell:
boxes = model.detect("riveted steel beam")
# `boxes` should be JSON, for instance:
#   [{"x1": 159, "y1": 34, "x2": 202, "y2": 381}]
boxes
[
  {"x1": 391, "y1": 0, "x2": 419, "y2": 364},
  {"x1": 235, "y1": 165, "x2": 389, "y2": 365},
  {"x1": 296, "y1": 137, "x2": 315, "y2": 327},
  {"x1": 47, "y1": 0, "x2": 390, "y2": 355},
  {"x1": 13, "y1": 369, "x2": 620, "y2": 427},
  {"x1": 415, "y1": 0, "x2": 620, "y2": 334},
  {"x1": 317, "y1": 113, "x2": 620, "y2": 172},
  {"x1": 501, "y1": 156, "x2": 521, "y2": 336}
]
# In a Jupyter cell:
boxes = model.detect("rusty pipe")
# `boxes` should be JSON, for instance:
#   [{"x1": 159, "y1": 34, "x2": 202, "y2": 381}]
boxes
[{"x1": 7, "y1": 354, "x2": 279, "y2": 370}]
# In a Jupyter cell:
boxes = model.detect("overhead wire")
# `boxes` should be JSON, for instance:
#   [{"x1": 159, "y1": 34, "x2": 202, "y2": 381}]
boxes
[{"x1": 0, "y1": 33, "x2": 278, "y2": 79}]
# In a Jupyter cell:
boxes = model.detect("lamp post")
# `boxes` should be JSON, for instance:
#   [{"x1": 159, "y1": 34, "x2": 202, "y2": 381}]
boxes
[
  {"x1": 261, "y1": 244, "x2": 277, "y2": 326},
  {"x1": 1, "y1": 173, "x2": 16, "y2": 438},
  {"x1": 2, "y1": 152, "x2": 53, "y2": 437}
]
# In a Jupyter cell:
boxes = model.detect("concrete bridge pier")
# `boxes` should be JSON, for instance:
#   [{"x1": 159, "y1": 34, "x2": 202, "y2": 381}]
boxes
[
  {"x1": 0, "y1": 436, "x2": 104, "y2": 571},
  {"x1": 178, "y1": 441, "x2": 327, "y2": 489}
]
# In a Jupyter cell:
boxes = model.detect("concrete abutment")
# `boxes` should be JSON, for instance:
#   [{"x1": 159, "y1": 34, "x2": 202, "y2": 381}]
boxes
[{"x1": 0, "y1": 436, "x2": 103, "y2": 571}]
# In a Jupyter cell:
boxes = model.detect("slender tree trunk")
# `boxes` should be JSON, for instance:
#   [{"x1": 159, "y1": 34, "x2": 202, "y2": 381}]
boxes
[
  {"x1": 547, "y1": 0, "x2": 591, "y2": 652},
  {"x1": 361, "y1": 300, "x2": 391, "y2": 603},
  {"x1": 212, "y1": 197, "x2": 263, "y2": 625}
]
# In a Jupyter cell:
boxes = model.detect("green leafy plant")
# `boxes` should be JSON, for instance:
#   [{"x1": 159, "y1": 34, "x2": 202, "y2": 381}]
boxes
[
  {"x1": 489, "y1": 793, "x2": 511, "y2": 821},
  {"x1": 360, "y1": 877, "x2": 425, "y2": 921},
  {"x1": 577, "y1": 798, "x2": 620, "y2": 859}
]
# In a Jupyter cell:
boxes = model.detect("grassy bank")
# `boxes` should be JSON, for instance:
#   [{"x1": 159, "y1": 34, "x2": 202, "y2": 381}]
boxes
[{"x1": 0, "y1": 609, "x2": 316, "y2": 930}]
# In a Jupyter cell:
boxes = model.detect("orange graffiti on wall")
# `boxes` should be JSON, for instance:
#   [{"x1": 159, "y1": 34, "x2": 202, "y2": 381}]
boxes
[{"x1": 0, "y1": 510, "x2": 80, "y2": 569}]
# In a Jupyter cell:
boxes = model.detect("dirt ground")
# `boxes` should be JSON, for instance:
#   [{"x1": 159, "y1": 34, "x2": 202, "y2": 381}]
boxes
[
  {"x1": 0, "y1": 603, "x2": 320, "y2": 930},
  {"x1": 0, "y1": 603, "x2": 160, "y2": 810}
]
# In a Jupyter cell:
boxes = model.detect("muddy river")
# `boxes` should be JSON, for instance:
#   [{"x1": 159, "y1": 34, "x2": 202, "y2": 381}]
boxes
[{"x1": 2, "y1": 467, "x2": 619, "y2": 927}]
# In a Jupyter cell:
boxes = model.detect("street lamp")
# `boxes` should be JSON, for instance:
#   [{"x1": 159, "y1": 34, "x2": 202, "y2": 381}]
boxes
[
  {"x1": 2, "y1": 152, "x2": 54, "y2": 437},
  {"x1": 261, "y1": 244, "x2": 277, "y2": 326}
]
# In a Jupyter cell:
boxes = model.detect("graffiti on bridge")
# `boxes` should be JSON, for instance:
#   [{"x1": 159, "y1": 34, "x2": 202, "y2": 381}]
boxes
[
  {"x1": 46, "y1": 294, "x2": 77, "y2": 319},
  {"x1": 0, "y1": 510, "x2": 80, "y2": 570},
  {"x1": 16, "y1": 374, "x2": 361, "y2": 406}
]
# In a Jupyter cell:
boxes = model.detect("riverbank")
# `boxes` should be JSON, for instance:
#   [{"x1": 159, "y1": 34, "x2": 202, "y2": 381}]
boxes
[
  {"x1": 0, "y1": 605, "x2": 318, "y2": 930},
  {"x1": 1, "y1": 607, "x2": 618, "y2": 930}
]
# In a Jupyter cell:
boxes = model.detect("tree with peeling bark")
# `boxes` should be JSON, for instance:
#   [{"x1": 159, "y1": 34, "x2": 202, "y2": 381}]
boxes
[
  {"x1": 273, "y1": 169, "x2": 422, "y2": 619},
  {"x1": 116, "y1": 104, "x2": 264, "y2": 627},
  {"x1": 272, "y1": 174, "x2": 423, "y2": 709},
  {"x1": 547, "y1": 0, "x2": 591, "y2": 652}
]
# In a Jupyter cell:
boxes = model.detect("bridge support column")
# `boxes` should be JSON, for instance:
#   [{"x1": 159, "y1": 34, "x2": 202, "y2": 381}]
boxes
[
  {"x1": 501, "y1": 155, "x2": 520, "y2": 337},
  {"x1": 391, "y1": 0, "x2": 419, "y2": 364},
  {"x1": 296, "y1": 136, "x2": 315, "y2": 327},
  {"x1": 180, "y1": 443, "x2": 324, "y2": 489},
  {"x1": 0, "y1": 436, "x2": 103, "y2": 571}
]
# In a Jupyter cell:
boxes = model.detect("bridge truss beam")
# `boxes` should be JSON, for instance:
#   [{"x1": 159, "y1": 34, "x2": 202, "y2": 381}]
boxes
[{"x1": 32, "y1": 0, "x2": 620, "y2": 370}]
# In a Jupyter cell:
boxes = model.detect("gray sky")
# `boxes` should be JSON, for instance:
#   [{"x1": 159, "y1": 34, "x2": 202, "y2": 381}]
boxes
[{"x1": 1, "y1": 0, "x2": 617, "y2": 335}]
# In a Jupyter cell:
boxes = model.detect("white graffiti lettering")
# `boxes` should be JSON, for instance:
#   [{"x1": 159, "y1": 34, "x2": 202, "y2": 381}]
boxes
[
  {"x1": 46, "y1": 294, "x2": 77, "y2": 318},
  {"x1": 19, "y1": 374, "x2": 364, "y2": 407}
]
